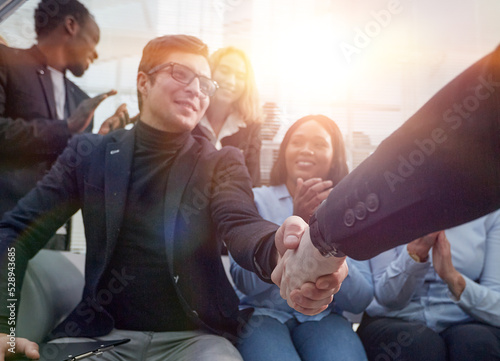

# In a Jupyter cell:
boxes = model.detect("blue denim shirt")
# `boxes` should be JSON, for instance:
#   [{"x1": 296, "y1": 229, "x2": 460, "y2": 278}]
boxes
[{"x1": 366, "y1": 209, "x2": 500, "y2": 332}]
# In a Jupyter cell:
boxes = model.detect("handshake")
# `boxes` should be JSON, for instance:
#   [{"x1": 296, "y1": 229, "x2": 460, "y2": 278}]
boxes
[{"x1": 271, "y1": 216, "x2": 348, "y2": 316}]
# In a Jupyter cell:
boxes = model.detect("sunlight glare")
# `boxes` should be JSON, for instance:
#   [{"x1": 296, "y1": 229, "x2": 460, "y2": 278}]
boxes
[{"x1": 271, "y1": 15, "x2": 353, "y2": 103}]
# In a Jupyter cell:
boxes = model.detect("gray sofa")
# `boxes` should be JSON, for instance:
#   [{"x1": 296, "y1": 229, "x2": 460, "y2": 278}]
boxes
[{"x1": 15, "y1": 252, "x2": 233, "y2": 343}]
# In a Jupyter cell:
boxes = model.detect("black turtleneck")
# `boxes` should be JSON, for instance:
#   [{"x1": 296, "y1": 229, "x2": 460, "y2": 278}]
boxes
[{"x1": 100, "y1": 120, "x2": 198, "y2": 331}]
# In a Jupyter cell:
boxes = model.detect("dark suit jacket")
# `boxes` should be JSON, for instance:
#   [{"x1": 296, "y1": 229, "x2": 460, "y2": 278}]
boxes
[
  {"x1": 0, "y1": 44, "x2": 91, "y2": 217},
  {"x1": 0, "y1": 127, "x2": 278, "y2": 339},
  {"x1": 311, "y1": 44, "x2": 500, "y2": 260},
  {"x1": 193, "y1": 121, "x2": 262, "y2": 186}
]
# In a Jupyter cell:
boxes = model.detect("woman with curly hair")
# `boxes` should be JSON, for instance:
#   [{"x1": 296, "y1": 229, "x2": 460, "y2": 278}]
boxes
[{"x1": 230, "y1": 115, "x2": 371, "y2": 361}]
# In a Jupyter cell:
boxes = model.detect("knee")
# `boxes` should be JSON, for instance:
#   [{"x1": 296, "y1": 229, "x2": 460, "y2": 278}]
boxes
[
  {"x1": 443, "y1": 323, "x2": 499, "y2": 358},
  {"x1": 360, "y1": 322, "x2": 446, "y2": 361},
  {"x1": 195, "y1": 335, "x2": 243, "y2": 361}
]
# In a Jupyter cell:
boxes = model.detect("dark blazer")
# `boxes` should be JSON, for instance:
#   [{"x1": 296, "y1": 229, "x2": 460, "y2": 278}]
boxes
[
  {"x1": 0, "y1": 127, "x2": 278, "y2": 340},
  {"x1": 310, "y1": 44, "x2": 500, "y2": 260},
  {"x1": 193, "y1": 121, "x2": 262, "y2": 186},
  {"x1": 0, "y1": 44, "x2": 91, "y2": 217}
]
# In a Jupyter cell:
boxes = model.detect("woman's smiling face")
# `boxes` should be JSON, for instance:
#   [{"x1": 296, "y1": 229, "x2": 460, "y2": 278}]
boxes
[
  {"x1": 211, "y1": 52, "x2": 247, "y2": 104},
  {"x1": 285, "y1": 119, "x2": 334, "y2": 188}
]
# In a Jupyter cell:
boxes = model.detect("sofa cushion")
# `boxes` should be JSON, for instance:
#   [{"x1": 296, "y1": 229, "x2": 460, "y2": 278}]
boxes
[{"x1": 17, "y1": 250, "x2": 85, "y2": 343}]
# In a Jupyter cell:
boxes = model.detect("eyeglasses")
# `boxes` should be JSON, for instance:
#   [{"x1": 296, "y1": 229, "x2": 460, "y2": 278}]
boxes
[{"x1": 148, "y1": 62, "x2": 219, "y2": 97}]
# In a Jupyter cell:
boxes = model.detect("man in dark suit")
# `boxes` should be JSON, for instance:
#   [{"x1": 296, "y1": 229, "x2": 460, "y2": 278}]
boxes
[
  {"x1": 272, "y1": 43, "x2": 500, "y2": 315},
  {"x1": 0, "y1": 34, "x2": 279, "y2": 360},
  {"x1": 0, "y1": 0, "x2": 126, "y2": 249}
]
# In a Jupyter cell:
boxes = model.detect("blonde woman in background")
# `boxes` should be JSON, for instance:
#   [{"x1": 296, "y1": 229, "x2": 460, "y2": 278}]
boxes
[{"x1": 193, "y1": 46, "x2": 262, "y2": 186}]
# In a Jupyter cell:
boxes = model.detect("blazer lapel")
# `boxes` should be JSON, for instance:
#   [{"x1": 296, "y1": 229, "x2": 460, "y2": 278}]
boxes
[
  {"x1": 105, "y1": 129, "x2": 135, "y2": 254},
  {"x1": 36, "y1": 66, "x2": 57, "y2": 119},
  {"x1": 28, "y1": 46, "x2": 57, "y2": 119},
  {"x1": 163, "y1": 135, "x2": 200, "y2": 273},
  {"x1": 65, "y1": 80, "x2": 79, "y2": 116}
]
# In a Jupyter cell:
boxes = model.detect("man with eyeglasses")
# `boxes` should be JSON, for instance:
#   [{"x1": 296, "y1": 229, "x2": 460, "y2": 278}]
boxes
[{"x1": 0, "y1": 35, "x2": 282, "y2": 360}]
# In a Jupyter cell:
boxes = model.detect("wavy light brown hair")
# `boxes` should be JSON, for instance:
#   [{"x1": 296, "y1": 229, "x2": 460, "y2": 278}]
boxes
[
  {"x1": 270, "y1": 115, "x2": 348, "y2": 187},
  {"x1": 209, "y1": 46, "x2": 262, "y2": 124}
]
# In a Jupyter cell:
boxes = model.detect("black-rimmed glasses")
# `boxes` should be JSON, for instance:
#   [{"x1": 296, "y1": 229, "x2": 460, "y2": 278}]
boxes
[{"x1": 148, "y1": 62, "x2": 219, "y2": 97}]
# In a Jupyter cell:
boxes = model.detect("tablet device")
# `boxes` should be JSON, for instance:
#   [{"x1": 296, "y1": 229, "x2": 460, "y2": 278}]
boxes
[{"x1": 24, "y1": 338, "x2": 130, "y2": 361}]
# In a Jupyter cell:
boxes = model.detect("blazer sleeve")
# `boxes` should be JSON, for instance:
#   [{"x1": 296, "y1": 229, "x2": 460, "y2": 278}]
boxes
[
  {"x1": 209, "y1": 147, "x2": 277, "y2": 280},
  {"x1": 310, "y1": 44, "x2": 500, "y2": 260},
  {"x1": 0, "y1": 116, "x2": 71, "y2": 157},
  {"x1": 0, "y1": 45, "x2": 73, "y2": 157},
  {"x1": 229, "y1": 253, "x2": 275, "y2": 296},
  {"x1": 0, "y1": 135, "x2": 84, "y2": 333}
]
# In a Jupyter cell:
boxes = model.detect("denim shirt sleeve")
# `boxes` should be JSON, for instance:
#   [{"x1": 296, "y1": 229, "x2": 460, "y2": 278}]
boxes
[
  {"x1": 371, "y1": 245, "x2": 431, "y2": 309},
  {"x1": 333, "y1": 259, "x2": 374, "y2": 314}
]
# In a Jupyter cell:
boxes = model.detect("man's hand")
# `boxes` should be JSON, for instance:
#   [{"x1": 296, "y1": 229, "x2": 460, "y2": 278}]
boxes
[
  {"x1": 273, "y1": 215, "x2": 307, "y2": 256},
  {"x1": 272, "y1": 216, "x2": 348, "y2": 315},
  {"x1": 67, "y1": 90, "x2": 117, "y2": 134},
  {"x1": 293, "y1": 178, "x2": 333, "y2": 222},
  {"x1": 98, "y1": 103, "x2": 136, "y2": 135},
  {"x1": 0, "y1": 333, "x2": 39, "y2": 360}
]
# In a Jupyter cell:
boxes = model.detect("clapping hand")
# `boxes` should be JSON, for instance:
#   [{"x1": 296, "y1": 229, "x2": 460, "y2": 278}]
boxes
[
  {"x1": 432, "y1": 231, "x2": 466, "y2": 298},
  {"x1": 67, "y1": 90, "x2": 117, "y2": 134},
  {"x1": 293, "y1": 178, "x2": 333, "y2": 222},
  {"x1": 98, "y1": 103, "x2": 136, "y2": 135}
]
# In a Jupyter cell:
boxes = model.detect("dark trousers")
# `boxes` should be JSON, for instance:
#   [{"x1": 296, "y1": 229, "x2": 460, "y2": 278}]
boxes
[{"x1": 356, "y1": 314, "x2": 500, "y2": 361}]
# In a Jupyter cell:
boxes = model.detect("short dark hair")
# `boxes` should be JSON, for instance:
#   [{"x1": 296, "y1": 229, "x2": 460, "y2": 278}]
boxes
[
  {"x1": 137, "y1": 35, "x2": 209, "y2": 111},
  {"x1": 34, "y1": 0, "x2": 91, "y2": 39},
  {"x1": 269, "y1": 114, "x2": 349, "y2": 187}
]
